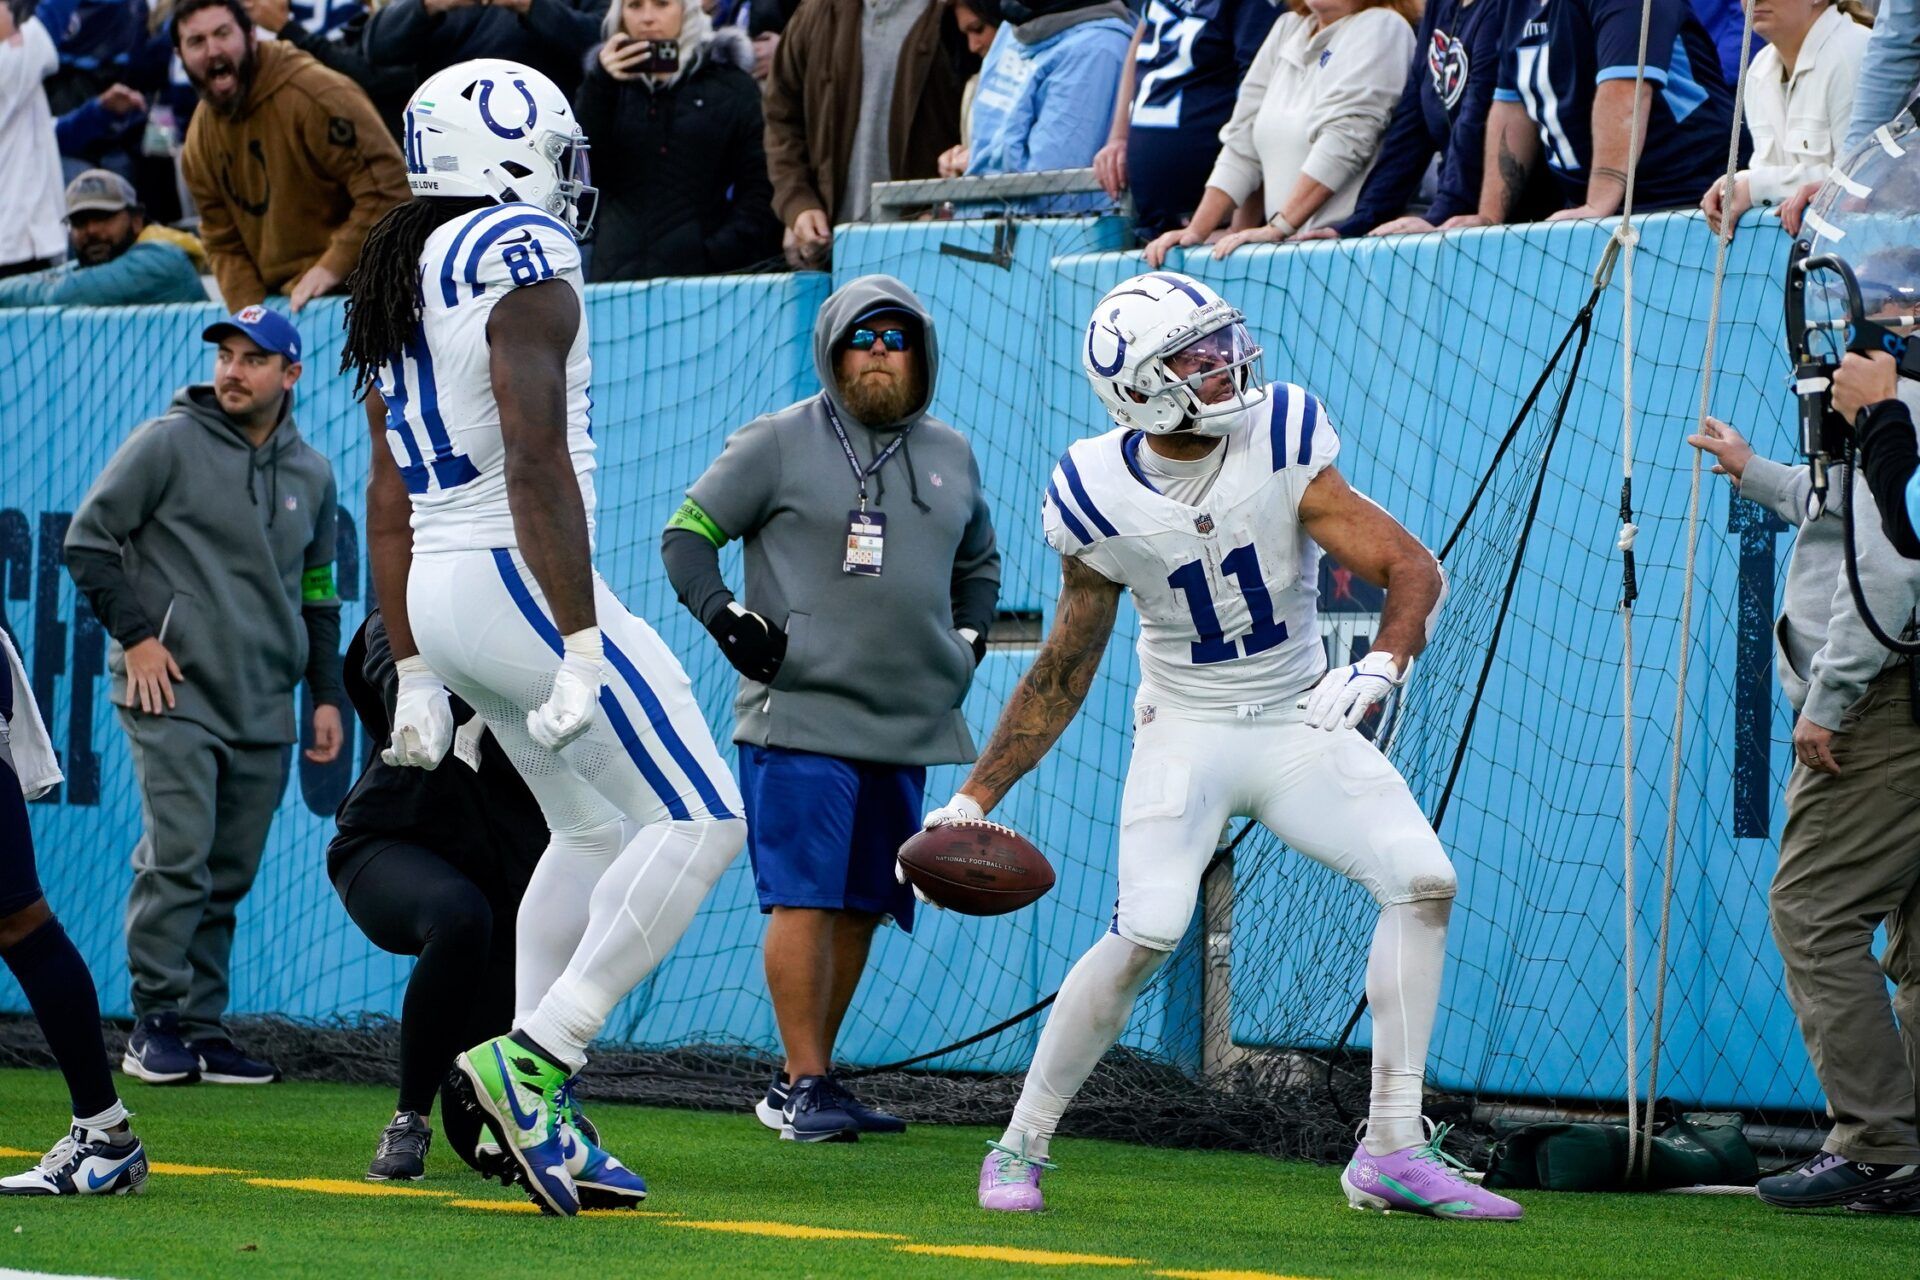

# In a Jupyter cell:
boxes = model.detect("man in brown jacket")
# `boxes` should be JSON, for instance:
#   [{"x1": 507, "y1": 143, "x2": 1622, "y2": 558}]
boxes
[
  {"x1": 175, "y1": 0, "x2": 408, "y2": 310},
  {"x1": 763, "y1": 0, "x2": 971, "y2": 269}
]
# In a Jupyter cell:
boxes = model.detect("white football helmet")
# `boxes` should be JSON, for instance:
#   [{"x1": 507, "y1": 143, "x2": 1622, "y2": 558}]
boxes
[
  {"x1": 1082, "y1": 272, "x2": 1267, "y2": 436},
  {"x1": 403, "y1": 59, "x2": 597, "y2": 237}
]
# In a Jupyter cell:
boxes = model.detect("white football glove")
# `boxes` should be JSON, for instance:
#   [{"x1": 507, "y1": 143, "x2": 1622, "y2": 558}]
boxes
[
  {"x1": 896, "y1": 792, "x2": 988, "y2": 908},
  {"x1": 1299, "y1": 651, "x2": 1404, "y2": 731},
  {"x1": 527, "y1": 627, "x2": 603, "y2": 751},
  {"x1": 384, "y1": 656, "x2": 454, "y2": 769}
]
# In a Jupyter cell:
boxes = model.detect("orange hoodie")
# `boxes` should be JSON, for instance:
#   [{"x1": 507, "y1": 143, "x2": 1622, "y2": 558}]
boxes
[{"x1": 182, "y1": 41, "x2": 409, "y2": 308}]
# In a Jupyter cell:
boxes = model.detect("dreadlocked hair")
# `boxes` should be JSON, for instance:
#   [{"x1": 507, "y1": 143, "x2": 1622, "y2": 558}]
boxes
[{"x1": 341, "y1": 197, "x2": 494, "y2": 395}]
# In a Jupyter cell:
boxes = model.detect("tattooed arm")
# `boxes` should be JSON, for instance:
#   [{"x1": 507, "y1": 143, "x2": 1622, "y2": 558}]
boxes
[
  {"x1": 1547, "y1": 79, "x2": 1648, "y2": 221},
  {"x1": 1451, "y1": 100, "x2": 1540, "y2": 228},
  {"x1": 958, "y1": 555, "x2": 1123, "y2": 812}
]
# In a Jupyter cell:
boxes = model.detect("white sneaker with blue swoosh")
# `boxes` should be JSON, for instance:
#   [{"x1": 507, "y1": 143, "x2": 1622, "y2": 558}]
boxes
[{"x1": 0, "y1": 1124, "x2": 149, "y2": 1196}]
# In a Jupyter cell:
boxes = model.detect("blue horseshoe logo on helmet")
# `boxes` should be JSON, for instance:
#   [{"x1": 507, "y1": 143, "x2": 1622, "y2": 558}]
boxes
[
  {"x1": 1087, "y1": 307, "x2": 1127, "y2": 377},
  {"x1": 476, "y1": 79, "x2": 539, "y2": 140}
]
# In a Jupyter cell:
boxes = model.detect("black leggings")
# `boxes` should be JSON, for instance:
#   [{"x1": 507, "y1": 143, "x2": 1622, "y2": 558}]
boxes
[{"x1": 333, "y1": 839, "x2": 517, "y2": 1116}]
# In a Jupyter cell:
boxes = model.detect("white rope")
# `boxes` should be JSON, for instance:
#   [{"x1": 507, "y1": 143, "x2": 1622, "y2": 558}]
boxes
[
  {"x1": 1644, "y1": 0, "x2": 1760, "y2": 1178},
  {"x1": 1613, "y1": 0, "x2": 1657, "y2": 1181}
]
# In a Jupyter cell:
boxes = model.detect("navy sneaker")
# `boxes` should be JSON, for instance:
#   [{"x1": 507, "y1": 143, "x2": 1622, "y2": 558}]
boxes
[
  {"x1": 121, "y1": 1012, "x2": 200, "y2": 1085},
  {"x1": 1757, "y1": 1151, "x2": 1920, "y2": 1208},
  {"x1": 189, "y1": 1037, "x2": 280, "y2": 1085},
  {"x1": 366, "y1": 1111, "x2": 431, "y2": 1181},
  {"x1": 0, "y1": 1125, "x2": 148, "y2": 1196},
  {"x1": 755, "y1": 1070, "x2": 791, "y2": 1132},
  {"x1": 825, "y1": 1075, "x2": 906, "y2": 1135},
  {"x1": 781, "y1": 1075, "x2": 858, "y2": 1143}
]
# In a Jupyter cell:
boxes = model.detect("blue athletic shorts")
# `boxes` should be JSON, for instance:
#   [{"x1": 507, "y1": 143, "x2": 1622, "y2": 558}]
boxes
[{"x1": 737, "y1": 745, "x2": 923, "y2": 931}]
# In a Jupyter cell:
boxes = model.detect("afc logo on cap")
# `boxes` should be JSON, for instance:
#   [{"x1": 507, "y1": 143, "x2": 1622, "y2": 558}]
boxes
[{"x1": 237, "y1": 305, "x2": 268, "y2": 323}]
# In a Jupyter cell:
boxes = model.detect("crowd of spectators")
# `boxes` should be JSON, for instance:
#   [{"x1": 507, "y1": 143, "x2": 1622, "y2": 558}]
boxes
[{"x1": 3, "y1": 0, "x2": 1919, "y2": 301}]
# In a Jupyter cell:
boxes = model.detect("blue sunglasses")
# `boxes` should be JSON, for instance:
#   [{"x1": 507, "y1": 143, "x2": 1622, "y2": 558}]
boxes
[{"x1": 848, "y1": 327, "x2": 912, "y2": 353}]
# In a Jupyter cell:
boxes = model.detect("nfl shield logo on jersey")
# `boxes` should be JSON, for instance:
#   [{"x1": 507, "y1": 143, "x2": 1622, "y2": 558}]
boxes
[{"x1": 1193, "y1": 512, "x2": 1214, "y2": 535}]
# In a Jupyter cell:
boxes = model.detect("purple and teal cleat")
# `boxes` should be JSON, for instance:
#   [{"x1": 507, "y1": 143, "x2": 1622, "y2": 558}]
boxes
[
  {"x1": 1341, "y1": 1124, "x2": 1522, "y2": 1220},
  {"x1": 978, "y1": 1138, "x2": 1055, "y2": 1212}
]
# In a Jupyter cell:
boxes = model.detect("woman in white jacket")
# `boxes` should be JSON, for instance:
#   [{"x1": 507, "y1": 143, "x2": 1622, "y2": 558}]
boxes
[
  {"x1": 1142, "y1": 0, "x2": 1416, "y2": 266},
  {"x1": 1701, "y1": 0, "x2": 1873, "y2": 237}
]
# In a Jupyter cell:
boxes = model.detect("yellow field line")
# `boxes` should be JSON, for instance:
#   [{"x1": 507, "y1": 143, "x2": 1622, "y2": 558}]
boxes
[
  {"x1": 244, "y1": 1177, "x2": 456, "y2": 1198},
  {"x1": 896, "y1": 1244, "x2": 1140, "y2": 1266},
  {"x1": 667, "y1": 1220, "x2": 908, "y2": 1241},
  {"x1": 2, "y1": 1145, "x2": 247, "y2": 1175}
]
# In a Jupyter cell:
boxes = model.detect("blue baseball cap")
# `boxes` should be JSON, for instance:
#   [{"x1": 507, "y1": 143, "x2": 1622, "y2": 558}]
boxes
[{"x1": 202, "y1": 304, "x2": 302, "y2": 364}]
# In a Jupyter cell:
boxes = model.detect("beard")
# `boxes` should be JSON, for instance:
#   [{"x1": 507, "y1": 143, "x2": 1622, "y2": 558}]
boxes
[
  {"x1": 76, "y1": 225, "x2": 138, "y2": 266},
  {"x1": 189, "y1": 43, "x2": 258, "y2": 116},
  {"x1": 840, "y1": 361, "x2": 925, "y2": 427}
]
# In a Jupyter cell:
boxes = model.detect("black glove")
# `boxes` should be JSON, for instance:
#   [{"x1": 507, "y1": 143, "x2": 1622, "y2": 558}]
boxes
[{"x1": 707, "y1": 601, "x2": 787, "y2": 683}]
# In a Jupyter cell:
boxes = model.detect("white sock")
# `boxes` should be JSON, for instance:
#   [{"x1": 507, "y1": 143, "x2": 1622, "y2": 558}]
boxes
[
  {"x1": 518, "y1": 817, "x2": 746, "y2": 1072},
  {"x1": 1000, "y1": 932, "x2": 1169, "y2": 1160},
  {"x1": 513, "y1": 818, "x2": 630, "y2": 1023},
  {"x1": 1362, "y1": 897, "x2": 1451, "y2": 1156},
  {"x1": 74, "y1": 1101, "x2": 129, "y2": 1136}
]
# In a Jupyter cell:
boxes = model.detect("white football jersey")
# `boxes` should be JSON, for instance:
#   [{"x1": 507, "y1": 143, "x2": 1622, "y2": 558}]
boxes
[
  {"x1": 1044, "y1": 383, "x2": 1339, "y2": 713},
  {"x1": 378, "y1": 202, "x2": 596, "y2": 554}
]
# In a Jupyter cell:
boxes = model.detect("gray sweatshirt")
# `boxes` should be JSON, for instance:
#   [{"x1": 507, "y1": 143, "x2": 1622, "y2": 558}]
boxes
[
  {"x1": 1741, "y1": 424, "x2": 1920, "y2": 728},
  {"x1": 669, "y1": 273, "x2": 1000, "y2": 765},
  {"x1": 64, "y1": 386, "x2": 342, "y2": 746}
]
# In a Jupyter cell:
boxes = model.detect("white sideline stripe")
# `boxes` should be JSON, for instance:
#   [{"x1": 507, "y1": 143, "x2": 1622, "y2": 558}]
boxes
[{"x1": 0, "y1": 1268, "x2": 135, "y2": 1280}]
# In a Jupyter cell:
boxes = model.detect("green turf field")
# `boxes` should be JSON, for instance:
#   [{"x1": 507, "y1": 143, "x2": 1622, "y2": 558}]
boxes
[{"x1": 0, "y1": 1069, "x2": 1910, "y2": 1279}]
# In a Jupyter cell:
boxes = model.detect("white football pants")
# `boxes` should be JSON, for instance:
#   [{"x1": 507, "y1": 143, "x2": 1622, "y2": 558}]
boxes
[
  {"x1": 1004, "y1": 705, "x2": 1455, "y2": 1158},
  {"x1": 409, "y1": 546, "x2": 745, "y2": 1070}
]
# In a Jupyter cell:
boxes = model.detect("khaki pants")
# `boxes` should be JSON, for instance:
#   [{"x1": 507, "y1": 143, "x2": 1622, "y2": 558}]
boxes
[{"x1": 1773, "y1": 665, "x2": 1920, "y2": 1163}]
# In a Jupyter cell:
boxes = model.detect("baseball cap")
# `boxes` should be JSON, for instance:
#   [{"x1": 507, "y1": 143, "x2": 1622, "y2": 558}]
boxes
[
  {"x1": 202, "y1": 305, "x2": 303, "y2": 364},
  {"x1": 65, "y1": 169, "x2": 139, "y2": 218}
]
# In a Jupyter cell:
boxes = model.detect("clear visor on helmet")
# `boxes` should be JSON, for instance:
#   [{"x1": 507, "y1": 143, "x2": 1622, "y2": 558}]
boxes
[
  {"x1": 539, "y1": 130, "x2": 599, "y2": 239},
  {"x1": 1156, "y1": 317, "x2": 1265, "y2": 422}
]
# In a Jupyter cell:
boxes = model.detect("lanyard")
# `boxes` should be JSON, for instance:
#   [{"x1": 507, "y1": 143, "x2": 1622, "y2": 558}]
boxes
[{"x1": 825, "y1": 399, "x2": 911, "y2": 512}]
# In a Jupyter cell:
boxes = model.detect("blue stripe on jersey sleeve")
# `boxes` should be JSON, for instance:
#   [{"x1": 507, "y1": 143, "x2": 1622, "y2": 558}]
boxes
[
  {"x1": 438, "y1": 205, "x2": 516, "y2": 308},
  {"x1": 489, "y1": 549, "x2": 692, "y2": 822},
  {"x1": 1058, "y1": 451, "x2": 1119, "y2": 538},
  {"x1": 463, "y1": 211, "x2": 576, "y2": 299},
  {"x1": 1267, "y1": 382, "x2": 1292, "y2": 471},
  {"x1": 380, "y1": 358, "x2": 430, "y2": 494},
  {"x1": 1596, "y1": 63, "x2": 1668, "y2": 85},
  {"x1": 1296, "y1": 392, "x2": 1320, "y2": 466},
  {"x1": 1046, "y1": 479, "x2": 1093, "y2": 547}
]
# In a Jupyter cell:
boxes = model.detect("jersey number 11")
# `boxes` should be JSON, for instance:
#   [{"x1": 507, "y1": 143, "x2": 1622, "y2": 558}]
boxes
[{"x1": 1167, "y1": 543, "x2": 1289, "y2": 664}]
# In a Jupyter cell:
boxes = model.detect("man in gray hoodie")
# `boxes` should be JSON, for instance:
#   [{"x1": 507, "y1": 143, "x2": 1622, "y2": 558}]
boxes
[
  {"x1": 65, "y1": 306, "x2": 343, "y2": 1089},
  {"x1": 1691, "y1": 409, "x2": 1920, "y2": 1212},
  {"x1": 662, "y1": 274, "x2": 1000, "y2": 1142}
]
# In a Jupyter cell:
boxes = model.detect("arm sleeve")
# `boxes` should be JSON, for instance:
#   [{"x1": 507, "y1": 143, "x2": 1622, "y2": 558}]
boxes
[
  {"x1": 0, "y1": 18, "x2": 60, "y2": 119},
  {"x1": 1333, "y1": 56, "x2": 1433, "y2": 234},
  {"x1": 55, "y1": 97, "x2": 124, "y2": 155},
  {"x1": 521, "y1": 0, "x2": 604, "y2": 57},
  {"x1": 660, "y1": 526, "x2": 735, "y2": 628},
  {"x1": 304, "y1": 85, "x2": 410, "y2": 281},
  {"x1": 301, "y1": 475, "x2": 343, "y2": 705},
  {"x1": 1298, "y1": 13, "x2": 1414, "y2": 194},
  {"x1": 0, "y1": 266, "x2": 65, "y2": 307},
  {"x1": 1278, "y1": 385, "x2": 1342, "y2": 508},
  {"x1": 1231, "y1": 0, "x2": 1278, "y2": 68},
  {"x1": 184, "y1": 133, "x2": 269, "y2": 308},
  {"x1": 363, "y1": 0, "x2": 432, "y2": 68},
  {"x1": 684, "y1": 414, "x2": 784, "y2": 545},
  {"x1": 704, "y1": 80, "x2": 782, "y2": 271},
  {"x1": 1842, "y1": 0, "x2": 1920, "y2": 154},
  {"x1": 60, "y1": 422, "x2": 175, "y2": 648},
  {"x1": 1858, "y1": 398, "x2": 1920, "y2": 557},
  {"x1": 1205, "y1": 23, "x2": 1283, "y2": 206},
  {"x1": 1593, "y1": 0, "x2": 1683, "y2": 84},
  {"x1": 950, "y1": 454, "x2": 1001, "y2": 636},
  {"x1": 1735, "y1": 454, "x2": 1813, "y2": 529},
  {"x1": 1803, "y1": 481, "x2": 1920, "y2": 728},
  {"x1": 762, "y1": 6, "x2": 825, "y2": 226}
]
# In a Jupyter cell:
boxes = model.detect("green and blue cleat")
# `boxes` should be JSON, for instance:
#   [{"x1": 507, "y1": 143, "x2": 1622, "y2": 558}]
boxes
[
  {"x1": 454, "y1": 1035, "x2": 578, "y2": 1216},
  {"x1": 556, "y1": 1077, "x2": 647, "y2": 1209}
]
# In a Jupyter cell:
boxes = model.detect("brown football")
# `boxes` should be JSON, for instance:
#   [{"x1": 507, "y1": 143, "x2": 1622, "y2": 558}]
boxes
[{"x1": 897, "y1": 821, "x2": 1055, "y2": 916}]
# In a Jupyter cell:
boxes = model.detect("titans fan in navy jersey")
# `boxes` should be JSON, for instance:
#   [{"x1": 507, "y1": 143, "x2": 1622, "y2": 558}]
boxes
[
  {"x1": 1125, "y1": 0, "x2": 1282, "y2": 236},
  {"x1": 1493, "y1": 0, "x2": 1736, "y2": 212},
  {"x1": 1334, "y1": 0, "x2": 1544, "y2": 233}
]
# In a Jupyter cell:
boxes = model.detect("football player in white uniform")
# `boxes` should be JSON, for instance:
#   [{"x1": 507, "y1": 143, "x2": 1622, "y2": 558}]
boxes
[
  {"x1": 344, "y1": 60, "x2": 746, "y2": 1217},
  {"x1": 919, "y1": 272, "x2": 1521, "y2": 1220}
]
